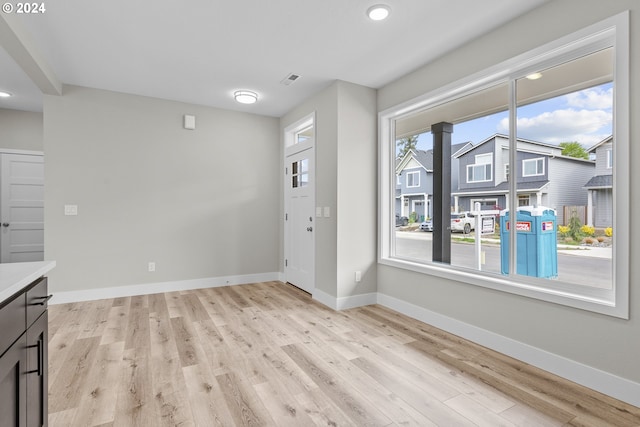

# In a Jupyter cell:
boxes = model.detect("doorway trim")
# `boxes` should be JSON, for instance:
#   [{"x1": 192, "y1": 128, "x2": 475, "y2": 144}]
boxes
[{"x1": 283, "y1": 112, "x2": 316, "y2": 294}]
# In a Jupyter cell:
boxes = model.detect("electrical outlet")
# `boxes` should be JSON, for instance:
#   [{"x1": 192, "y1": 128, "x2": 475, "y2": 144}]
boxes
[
  {"x1": 355, "y1": 271, "x2": 362, "y2": 282},
  {"x1": 148, "y1": 262, "x2": 156, "y2": 272}
]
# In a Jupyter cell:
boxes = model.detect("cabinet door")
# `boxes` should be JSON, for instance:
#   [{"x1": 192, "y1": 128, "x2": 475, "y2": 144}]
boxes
[
  {"x1": 26, "y1": 312, "x2": 47, "y2": 427},
  {"x1": 0, "y1": 334, "x2": 27, "y2": 427}
]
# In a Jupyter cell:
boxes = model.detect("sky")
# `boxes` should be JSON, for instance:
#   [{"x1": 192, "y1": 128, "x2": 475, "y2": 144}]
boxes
[{"x1": 412, "y1": 82, "x2": 613, "y2": 152}]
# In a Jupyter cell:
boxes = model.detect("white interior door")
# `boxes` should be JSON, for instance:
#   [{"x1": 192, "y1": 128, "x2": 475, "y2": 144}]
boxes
[
  {"x1": 0, "y1": 153, "x2": 44, "y2": 263},
  {"x1": 284, "y1": 147, "x2": 315, "y2": 293}
]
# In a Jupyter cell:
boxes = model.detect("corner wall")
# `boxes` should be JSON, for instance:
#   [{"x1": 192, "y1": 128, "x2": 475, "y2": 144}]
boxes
[{"x1": 280, "y1": 81, "x2": 377, "y2": 305}]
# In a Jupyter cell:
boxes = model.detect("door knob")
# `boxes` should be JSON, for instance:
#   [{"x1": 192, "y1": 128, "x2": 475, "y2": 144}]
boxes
[
  {"x1": 2, "y1": 223, "x2": 9, "y2": 227},
  {"x1": 306, "y1": 226, "x2": 313, "y2": 232}
]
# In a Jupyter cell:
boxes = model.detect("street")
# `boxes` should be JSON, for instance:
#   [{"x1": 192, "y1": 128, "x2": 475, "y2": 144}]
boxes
[{"x1": 394, "y1": 231, "x2": 612, "y2": 289}]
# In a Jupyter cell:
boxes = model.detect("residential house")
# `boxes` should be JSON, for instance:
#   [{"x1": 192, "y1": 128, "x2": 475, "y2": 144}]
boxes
[
  {"x1": 395, "y1": 149, "x2": 432, "y2": 221},
  {"x1": 395, "y1": 143, "x2": 471, "y2": 220},
  {"x1": 452, "y1": 134, "x2": 595, "y2": 225},
  {"x1": 584, "y1": 136, "x2": 613, "y2": 228}
]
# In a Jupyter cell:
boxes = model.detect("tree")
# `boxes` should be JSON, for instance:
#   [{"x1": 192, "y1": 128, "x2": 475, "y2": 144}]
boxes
[
  {"x1": 559, "y1": 141, "x2": 589, "y2": 160},
  {"x1": 396, "y1": 135, "x2": 418, "y2": 159}
]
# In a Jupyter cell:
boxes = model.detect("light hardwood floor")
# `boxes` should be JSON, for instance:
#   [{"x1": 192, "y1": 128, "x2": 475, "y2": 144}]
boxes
[{"x1": 47, "y1": 281, "x2": 640, "y2": 426}]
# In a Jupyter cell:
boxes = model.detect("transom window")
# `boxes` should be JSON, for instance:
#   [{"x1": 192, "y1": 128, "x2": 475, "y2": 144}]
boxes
[{"x1": 379, "y1": 13, "x2": 629, "y2": 318}]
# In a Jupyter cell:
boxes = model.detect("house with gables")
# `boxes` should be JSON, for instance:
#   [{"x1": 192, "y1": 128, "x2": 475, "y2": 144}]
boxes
[
  {"x1": 452, "y1": 134, "x2": 595, "y2": 225},
  {"x1": 395, "y1": 143, "x2": 471, "y2": 221}
]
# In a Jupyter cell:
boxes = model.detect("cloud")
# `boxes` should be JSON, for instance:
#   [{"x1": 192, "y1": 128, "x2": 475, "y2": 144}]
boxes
[
  {"x1": 497, "y1": 108, "x2": 612, "y2": 146},
  {"x1": 564, "y1": 86, "x2": 613, "y2": 109}
]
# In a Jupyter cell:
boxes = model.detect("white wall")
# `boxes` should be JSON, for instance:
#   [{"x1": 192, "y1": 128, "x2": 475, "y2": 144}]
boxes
[
  {"x1": 44, "y1": 85, "x2": 280, "y2": 293},
  {"x1": 336, "y1": 81, "x2": 377, "y2": 298},
  {"x1": 377, "y1": 0, "x2": 640, "y2": 390},
  {"x1": 280, "y1": 81, "x2": 377, "y2": 303},
  {"x1": 0, "y1": 108, "x2": 43, "y2": 151}
]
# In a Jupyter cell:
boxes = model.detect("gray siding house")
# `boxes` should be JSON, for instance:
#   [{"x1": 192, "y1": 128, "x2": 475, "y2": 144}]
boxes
[
  {"x1": 584, "y1": 136, "x2": 613, "y2": 228},
  {"x1": 395, "y1": 149, "x2": 433, "y2": 221},
  {"x1": 452, "y1": 134, "x2": 595, "y2": 225},
  {"x1": 395, "y1": 143, "x2": 471, "y2": 221}
]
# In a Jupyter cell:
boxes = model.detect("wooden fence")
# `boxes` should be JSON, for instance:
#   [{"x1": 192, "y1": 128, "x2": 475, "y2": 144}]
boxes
[{"x1": 563, "y1": 206, "x2": 586, "y2": 226}]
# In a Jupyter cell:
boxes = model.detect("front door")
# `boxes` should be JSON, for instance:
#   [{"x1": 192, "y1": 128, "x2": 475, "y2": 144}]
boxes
[
  {"x1": 0, "y1": 153, "x2": 44, "y2": 263},
  {"x1": 284, "y1": 147, "x2": 314, "y2": 293}
]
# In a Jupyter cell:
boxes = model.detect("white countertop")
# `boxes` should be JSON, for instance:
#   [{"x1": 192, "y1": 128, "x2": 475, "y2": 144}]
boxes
[{"x1": 0, "y1": 261, "x2": 56, "y2": 305}]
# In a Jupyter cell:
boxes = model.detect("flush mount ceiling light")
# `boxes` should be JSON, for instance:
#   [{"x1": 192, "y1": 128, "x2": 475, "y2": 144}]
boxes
[
  {"x1": 526, "y1": 72, "x2": 543, "y2": 80},
  {"x1": 0, "y1": 91, "x2": 12, "y2": 98},
  {"x1": 234, "y1": 90, "x2": 258, "y2": 104},
  {"x1": 367, "y1": 4, "x2": 391, "y2": 21}
]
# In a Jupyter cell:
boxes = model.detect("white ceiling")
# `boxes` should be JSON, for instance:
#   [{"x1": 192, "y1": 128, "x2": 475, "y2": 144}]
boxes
[{"x1": 0, "y1": 0, "x2": 548, "y2": 117}]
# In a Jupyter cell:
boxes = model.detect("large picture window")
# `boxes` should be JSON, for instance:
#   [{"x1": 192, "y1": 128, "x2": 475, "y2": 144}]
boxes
[{"x1": 379, "y1": 13, "x2": 629, "y2": 318}]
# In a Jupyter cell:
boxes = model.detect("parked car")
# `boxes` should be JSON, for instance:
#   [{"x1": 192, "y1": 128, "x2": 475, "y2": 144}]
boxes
[
  {"x1": 395, "y1": 213, "x2": 409, "y2": 227},
  {"x1": 451, "y1": 212, "x2": 475, "y2": 233},
  {"x1": 419, "y1": 219, "x2": 433, "y2": 231}
]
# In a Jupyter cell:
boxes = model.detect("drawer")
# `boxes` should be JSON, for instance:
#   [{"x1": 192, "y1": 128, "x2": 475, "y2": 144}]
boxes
[
  {"x1": 0, "y1": 292, "x2": 25, "y2": 357},
  {"x1": 26, "y1": 277, "x2": 49, "y2": 328}
]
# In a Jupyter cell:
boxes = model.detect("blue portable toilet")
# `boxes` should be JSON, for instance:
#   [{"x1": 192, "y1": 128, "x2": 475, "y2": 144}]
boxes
[{"x1": 500, "y1": 206, "x2": 557, "y2": 278}]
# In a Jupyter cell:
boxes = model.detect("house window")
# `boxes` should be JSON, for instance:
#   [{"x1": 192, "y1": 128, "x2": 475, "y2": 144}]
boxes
[
  {"x1": 380, "y1": 13, "x2": 628, "y2": 318},
  {"x1": 522, "y1": 158, "x2": 544, "y2": 177},
  {"x1": 504, "y1": 164, "x2": 510, "y2": 181},
  {"x1": 406, "y1": 171, "x2": 420, "y2": 187},
  {"x1": 291, "y1": 159, "x2": 309, "y2": 188},
  {"x1": 467, "y1": 154, "x2": 492, "y2": 183},
  {"x1": 397, "y1": 175, "x2": 401, "y2": 185},
  {"x1": 606, "y1": 149, "x2": 613, "y2": 169}
]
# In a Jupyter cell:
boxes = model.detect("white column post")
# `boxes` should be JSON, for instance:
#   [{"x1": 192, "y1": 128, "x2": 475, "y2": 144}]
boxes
[{"x1": 587, "y1": 190, "x2": 594, "y2": 226}]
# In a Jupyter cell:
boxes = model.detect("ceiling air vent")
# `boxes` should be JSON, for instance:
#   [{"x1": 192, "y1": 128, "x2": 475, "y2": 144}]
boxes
[{"x1": 280, "y1": 73, "x2": 301, "y2": 86}]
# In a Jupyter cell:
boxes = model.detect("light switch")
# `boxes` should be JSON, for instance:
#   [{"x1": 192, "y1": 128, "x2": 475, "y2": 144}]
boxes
[
  {"x1": 316, "y1": 207, "x2": 322, "y2": 217},
  {"x1": 324, "y1": 206, "x2": 330, "y2": 218},
  {"x1": 183, "y1": 114, "x2": 196, "y2": 130},
  {"x1": 64, "y1": 205, "x2": 78, "y2": 216}
]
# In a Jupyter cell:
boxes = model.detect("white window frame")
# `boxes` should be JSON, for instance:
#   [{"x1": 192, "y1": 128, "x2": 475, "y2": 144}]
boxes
[
  {"x1": 504, "y1": 163, "x2": 510, "y2": 181},
  {"x1": 406, "y1": 171, "x2": 420, "y2": 188},
  {"x1": 522, "y1": 157, "x2": 545, "y2": 177},
  {"x1": 467, "y1": 153, "x2": 493, "y2": 183},
  {"x1": 378, "y1": 12, "x2": 629, "y2": 319},
  {"x1": 606, "y1": 148, "x2": 613, "y2": 169}
]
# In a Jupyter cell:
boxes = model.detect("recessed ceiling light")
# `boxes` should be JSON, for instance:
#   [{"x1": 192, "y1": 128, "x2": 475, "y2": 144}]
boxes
[
  {"x1": 0, "y1": 91, "x2": 12, "y2": 98},
  {"x1": 526, "y1": 72, "x2": 543, "y2": 80},
  {"x1": 367, "y1": 4, "x2": 391, "y2": 21},
  {"x1": 234, "y1": 90, "x2": 258, "y2": 104}
]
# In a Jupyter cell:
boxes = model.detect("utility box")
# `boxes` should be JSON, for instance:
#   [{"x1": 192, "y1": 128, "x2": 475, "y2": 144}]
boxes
[{"x1": 500, "y1": 206, "x2": 557, "y2": 278}]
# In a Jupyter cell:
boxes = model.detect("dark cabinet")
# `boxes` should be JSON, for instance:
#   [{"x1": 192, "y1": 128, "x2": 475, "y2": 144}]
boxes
[
  {"x1": 0, "y1": 334, "x2": 27, "y2": 427},
  {"x1": 26, "y1": 311, "x2": 47, "y2": 427},
  {"x1": 0, "y1": 277, "x2": 49, "y2": 427}
]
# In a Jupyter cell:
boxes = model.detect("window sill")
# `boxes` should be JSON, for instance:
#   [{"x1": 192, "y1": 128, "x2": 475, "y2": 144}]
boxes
[{"x1": 378, "y1": 256, "x2": 627, "y2": 319}]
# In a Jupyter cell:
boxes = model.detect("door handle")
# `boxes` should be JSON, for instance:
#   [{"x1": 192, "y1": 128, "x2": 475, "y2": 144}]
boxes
[
  {"x1": 1, "y1": 223, "x2": 8, "y2": 227},
  {"x1": 306, "y1": 227, "x2": 313, "y2": 232}
]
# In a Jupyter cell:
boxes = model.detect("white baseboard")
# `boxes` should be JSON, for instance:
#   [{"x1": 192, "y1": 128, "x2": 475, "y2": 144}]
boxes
[
  {"x1": 49, "y1": 272, "x2": 282, "y2": 305},
  {"x1": 377, "y1": 292, "x2": 640, "y2": 409},
  {"x1": 312, "y1": 288, "x2": 377, "y2": 310},
  {"x1": 48, "y1": 277, "x2": 640, "y2": 408}
]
